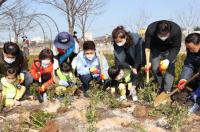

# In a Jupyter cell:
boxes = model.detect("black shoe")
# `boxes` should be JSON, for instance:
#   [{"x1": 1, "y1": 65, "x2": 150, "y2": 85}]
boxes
[{"x1": 84, "y1": 91, "x2": 89, "y2": 97}]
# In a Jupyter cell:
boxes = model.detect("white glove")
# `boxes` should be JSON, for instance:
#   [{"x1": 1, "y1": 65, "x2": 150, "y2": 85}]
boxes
[{"x1": 59, "y1": 80, "x2": 69, "y2": 87}]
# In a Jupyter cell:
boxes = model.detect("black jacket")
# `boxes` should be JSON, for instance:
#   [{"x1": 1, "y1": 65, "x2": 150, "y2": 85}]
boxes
[
  {"x1": 181, "y1": 50, "x2": 200, "y2": 80},
  {"x1": 145, "y1": 20, "x2": 182, "y2": 62},
  {"x1": 114, "y1": 34, "x2": 145, "y2": 69},
  {"x1": 0, "y1": 50, "x2": 28, "y2": 76}
]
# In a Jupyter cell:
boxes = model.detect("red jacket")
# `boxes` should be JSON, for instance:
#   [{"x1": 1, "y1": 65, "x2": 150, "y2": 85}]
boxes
[{"x1": 30, "y1": 59, "x2": 54, "y2": 90}]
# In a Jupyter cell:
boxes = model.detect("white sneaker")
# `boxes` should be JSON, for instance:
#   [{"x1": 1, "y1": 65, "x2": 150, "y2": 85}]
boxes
[
  {"x1": 117, "y1": 96, "x2": 127, "y2": 102},
  {"x1": 188, "y1": 103, "x2": 200, "y2": 113},
  {"x1": 132, "y1": 95, "x2": 138, "y2": 101},
  {"x1": 129, "y1": 90, "x2": 138, "y2": 102},
  {"x1": 43, "y1": 93, "x2": 48, "y2": 102}
]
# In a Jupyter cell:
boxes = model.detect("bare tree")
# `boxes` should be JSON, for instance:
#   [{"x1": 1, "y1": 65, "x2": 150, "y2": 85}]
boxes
[
  {"x1": 124, "y1": 9, "x2": 149, "y2": 32},
  {"x1": 76, "y1": 0, "x2": 106, "y2": 40},
  {"x1": 175, "y1": 0, "x2": 200, "y2": 28},
  {"x1": 0, "y1": 0, "x2": 6, "y2": 7},
  {"x1": 1, "y1": 1, "x2": 36, "y2": 43},
  {"x1": 35, "y1": 0, "x2": 106, "y2": 34}
]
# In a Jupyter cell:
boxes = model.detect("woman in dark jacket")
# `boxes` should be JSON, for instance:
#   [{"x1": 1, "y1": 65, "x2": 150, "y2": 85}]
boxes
[
  {"x1": 112, "y1": 26, "x2": 145, "y2": 76},
  {"x1": 111, "y1": 26, "x2": 145, "y2": 100}
]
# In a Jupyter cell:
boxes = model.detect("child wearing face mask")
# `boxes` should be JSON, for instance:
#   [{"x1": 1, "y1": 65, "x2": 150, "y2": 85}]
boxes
[
  {"x1": 76, "y1": 41, "x2": 109, "y2": 97},
  {"x1": 30, "y1": 48, "x2": 58, "y2": 102},
  {"x1": 0, "y1": 68, "x2": 26, "y2": 107},
  {"x1": 108, "y1": 66, "x2": 138, "y2": 102}
]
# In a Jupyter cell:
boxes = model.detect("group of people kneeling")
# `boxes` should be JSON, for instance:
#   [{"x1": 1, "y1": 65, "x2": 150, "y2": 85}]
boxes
[{"x1": 0, "y1": 20, "x2": 199, "y2": 114}]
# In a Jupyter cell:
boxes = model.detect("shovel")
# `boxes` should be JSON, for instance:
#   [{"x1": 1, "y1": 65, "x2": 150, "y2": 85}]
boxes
[
  {"x1": 154, "y1": 72, "x2": 200, "y2": 107},
  {"x1": 145, "y1": 49, "x2": 150, "y2": 84}
]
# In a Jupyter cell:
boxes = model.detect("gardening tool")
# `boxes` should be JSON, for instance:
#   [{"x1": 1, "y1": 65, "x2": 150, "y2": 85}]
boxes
[
  {"x1": 145, "y1": 48, "x2": 150, "y2": 83},
  {"x1": 154, "y1": 72, "x2": 200, "y2": 107},
  {"x1": 98, "y1": 49, "x2": 104, "y2": 83},
  {"x1": 34, "y1": 60, "x2": 43, "y2": 103}
]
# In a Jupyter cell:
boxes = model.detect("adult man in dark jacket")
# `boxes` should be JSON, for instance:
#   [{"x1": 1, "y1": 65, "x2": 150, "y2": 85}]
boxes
[
  {"x1": 177, "y1": 33, "x2": 200, "y2": 113},
  {"x1": 145, "y1": 20, "x2": 182, "y2": 93},
  {"x1": 0, "y1": 42, "x2": 33, "y2": 91}
]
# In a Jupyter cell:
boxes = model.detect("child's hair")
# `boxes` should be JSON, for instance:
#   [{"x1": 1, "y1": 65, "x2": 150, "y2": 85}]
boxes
[
  {"x1": 112, "y1": 25, "x2": 134, "y2": 48},
  {"x1": 60, "y1": 62, "x2": 72, "y2": 73},
  {"x1": 108, "y1": 66, "x2": 120, "y2": 80},
  {"x1": 83, "y1": 41, "x2": 96, "y2": 51},
  {"x1": 6, "y1": 68, "x2": 17, "y2": 77},
  {"x1": 39, "y1": 48, "x2": 54, "y2": 62},
  {"x1": 185, "y1": 33, "x2": 200, "y2": 45}
]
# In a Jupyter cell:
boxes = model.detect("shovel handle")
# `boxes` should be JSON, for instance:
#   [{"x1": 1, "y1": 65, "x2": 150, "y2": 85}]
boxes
[
  {"x1": 185, "y1": 72, "x2": 199, "y2": 85},
  {"x1": 145, "y1": 48, "x2": 150, "y2": 83},
  {"x1": 168, "y1": 72, "x2": 200, "y2": 97}
]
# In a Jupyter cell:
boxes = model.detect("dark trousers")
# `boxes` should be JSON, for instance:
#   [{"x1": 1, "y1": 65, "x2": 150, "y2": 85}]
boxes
[
  {"x1": 79, "y1": 74, "x2": 93, "y2": 92},
  {"x1": 79, "y1": 74, "x2": 109, "y2": 92},
  {"x1": 151, "y1": 51, "x2": 175, "y2": 92}
]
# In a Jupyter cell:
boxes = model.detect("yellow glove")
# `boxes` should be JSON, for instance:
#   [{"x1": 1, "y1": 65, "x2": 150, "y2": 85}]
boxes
[
  {"x1": 89, "y1": 67, "x2": 99, "y2": 74},
  {"x1": 18, "y1": 73, "x2": 25, "y2": 84},
  {"x1": 159, "y1": 59, "x2": 169, "y2": 72}
]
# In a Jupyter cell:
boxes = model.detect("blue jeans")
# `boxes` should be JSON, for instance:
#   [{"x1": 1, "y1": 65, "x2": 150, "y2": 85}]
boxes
[
  {"x1": 79, "y1": 74, "x2": 93, "y2": 92},
  {"x1": 22, "y1": 71, "x2": 34, "y2": 94},
  {"x1": 79, "y1": 74, "x2": 108, "y2": 92},
  {"x1": 151, "y1": 51, "x2": 175, "y2": 92}
]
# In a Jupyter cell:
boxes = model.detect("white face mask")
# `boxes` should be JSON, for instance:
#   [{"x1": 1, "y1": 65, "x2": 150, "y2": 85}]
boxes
[
  {"x1": 4, "y1": 57, "x2": 15, "y2": 64},
  {"x1": 115, "y1": 70, "x2": 124, "y2": 80},
  {"x1": 86, "y1": 54, "x2": 95, "y2": 61},
  {"x1": 158, "y1": 36, "x2": 168, "y2": 41},
  {"x1": 116, "y1": 39, "x2": 126, "y2": 46},
  {"x1": 41, "y1": 60, "x2": 51, "y2": 68}
]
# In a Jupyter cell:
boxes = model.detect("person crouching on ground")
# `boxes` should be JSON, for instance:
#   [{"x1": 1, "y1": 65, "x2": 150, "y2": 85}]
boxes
[
  {"x1": 55, "y1": 62, "x2": 78, "y2": 95},
  {"x1": 30, "y1": 48, "x2": 57, "y2": 102},
  {"x1": 177, "y1": 33, "x2": 200, "y2": 113},
  {"x1": 76, "y1": 41, "x2": 109, "y2": 97},
  {"x1": 108, "y1": 66, "x2": 138, "y2": 102},
  {"x1": 0, "y1": 68, "x2": 26, "y2": 107}
]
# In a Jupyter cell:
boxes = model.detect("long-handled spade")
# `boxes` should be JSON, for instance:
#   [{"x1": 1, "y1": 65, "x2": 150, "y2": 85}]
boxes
[
  {"x1": 145, "y1": 49, "x2": 151, "y2": 84},
  {"x1": 154, "y1": 72, "x2": 200, "y2": 107},
  {"x1": 34, "y1": 60, "x2": 43, "y2": 103},
  {"x1": 98, "y1": 49, "x2": 104, "y2": 84}
]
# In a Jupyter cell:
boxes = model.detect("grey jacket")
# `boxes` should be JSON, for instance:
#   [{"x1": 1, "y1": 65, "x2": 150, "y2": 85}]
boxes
[{"x1": 114, "y1": 33, "x2": 145, "y2": 69}]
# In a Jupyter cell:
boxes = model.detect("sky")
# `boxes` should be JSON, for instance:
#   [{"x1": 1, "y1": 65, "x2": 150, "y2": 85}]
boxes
[{"x1": 0, "y1": 0, "x2": 199, "y2": 41}]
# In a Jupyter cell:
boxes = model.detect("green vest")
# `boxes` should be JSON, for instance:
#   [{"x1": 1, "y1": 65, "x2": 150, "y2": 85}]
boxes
[
  {"x1": 118, "y1": 69, "x2": 132, "y2": 83},
  {"x1": 56, "y1": 68, "x2": 75, "y2": 82}
]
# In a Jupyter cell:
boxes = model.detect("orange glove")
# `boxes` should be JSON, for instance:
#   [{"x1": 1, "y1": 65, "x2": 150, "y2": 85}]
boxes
[
  {"x1": 177, "y1": 79, "x2": 187, "y2": 90},
  {"x1": 35, "y1": 72, "x2": 41, "y2": 80},
  {"x1": 90, "y1": 67, "x2": 99, "y2": 74},
  {"x1": 37, "y1": 85, "x2": 46, "y2": 93},
  {"x1": 144, "y1": 63, "x2": 151, "y2": 73},
  {"x1": 100, "y1": 73, "x2": 106, "y2": 80}
]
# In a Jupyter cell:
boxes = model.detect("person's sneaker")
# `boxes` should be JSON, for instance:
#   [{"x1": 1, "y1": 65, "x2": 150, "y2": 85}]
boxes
[
  {"x1": 188, "y1": 103, "x2": 200, "y2": 113},
  {"x1": 117, "y1": 96, "x2": 127, "y2": 102},
  {"x1": 132, "y1": 95, "x2": 138, "y2": 101},
  {"x1": 14, "y1": 100, "x2": 21, "y2": 106},
  {"x1": 43, "y1": 93, "x2": 48, "y2": 102},
  {"x1": 129, "y1": 89, "x2": 138, "y2": 102},
  {"x1": 84, "y1": 91, "x2": 90, "y2": 97}
]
